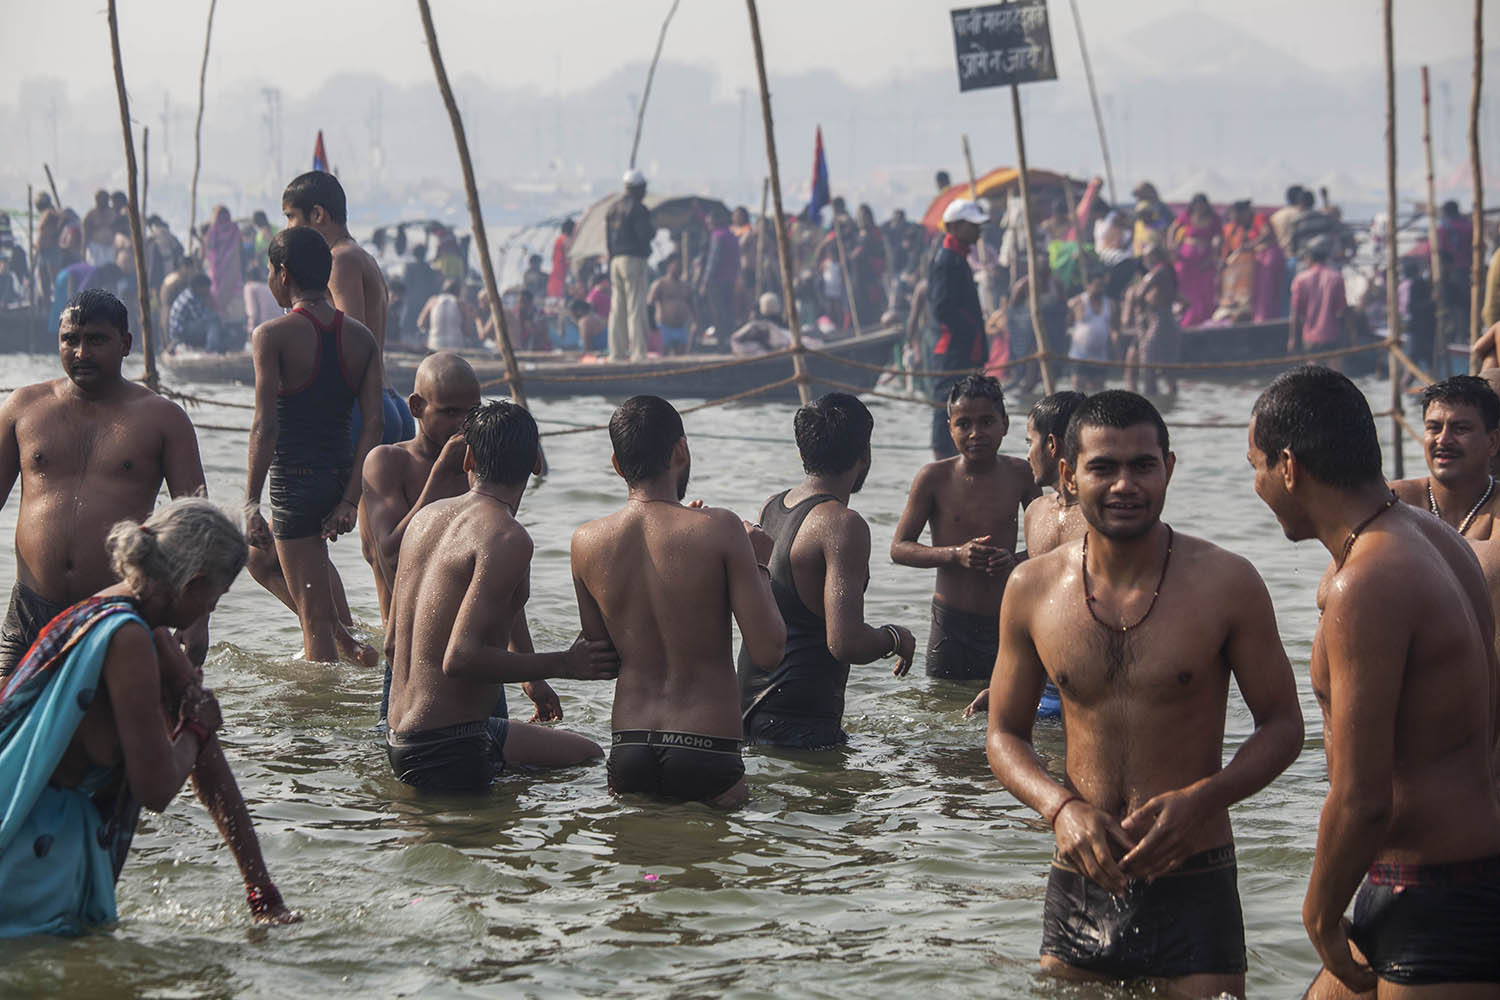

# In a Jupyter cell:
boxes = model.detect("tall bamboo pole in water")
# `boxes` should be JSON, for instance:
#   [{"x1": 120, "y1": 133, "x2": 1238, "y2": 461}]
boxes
[
  {"x1": 1385, "y1": 0, "x2": 1404, "y2": 479},
  {"x1": 1470, "y1": 0, "x2": 1486, "y2": 370},
  {"x1": 415, "y1": 0, "x2": 545, "y2": 473},
  {"x1": 106, "y1": 0, "x2": 157, "y2": 390},
  {"x1": 1011, "y1": 84, "x2": 1055, "y2": 395},
  {"x1": 188, "y1": 0, "x2": 217, "y2": 257},
  {"x1": 1065, "y1": 0, "x2": 1116, "y2": 205},
  {"x1": 141, "y1": 126, "x2": 149, "y2": 223},
  {"x1": 26, "y1": 183, "x2": 35, "y2": 350},
  {"x1": 745, "y1": 0, "x2": 811, "y2": 405},
  {"x1": 1421, "y1": 67, "x2": 1447, "y2": 377},
  {"x1": 754, "y1": 176, "x2": 769, "y2": 304},
  {"x1": 629, "y1": 0, "x2": 682, "y2": 170}
]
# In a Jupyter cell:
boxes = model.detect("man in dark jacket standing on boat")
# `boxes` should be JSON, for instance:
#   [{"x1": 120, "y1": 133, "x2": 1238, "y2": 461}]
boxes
[
  {"x1": 928, "y1": 199, "x2": 988, "y2": 459},
  {"x1": 606, "y1": 170, "x2": 656, "y2": 362}
]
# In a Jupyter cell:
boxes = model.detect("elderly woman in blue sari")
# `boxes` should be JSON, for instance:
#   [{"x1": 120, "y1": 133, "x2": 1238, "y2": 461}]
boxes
[{"x1": 0, "y1": 498, "x2": 259, "y2": 937}]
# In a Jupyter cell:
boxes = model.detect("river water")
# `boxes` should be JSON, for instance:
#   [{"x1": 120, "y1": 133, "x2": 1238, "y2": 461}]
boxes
[{"x1": 0, "y1": 352, "x2": 1428, "y2": 999}]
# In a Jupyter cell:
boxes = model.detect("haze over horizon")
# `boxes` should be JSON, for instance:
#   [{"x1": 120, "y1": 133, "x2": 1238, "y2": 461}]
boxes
[{"x1": 2, "y1": 0, "x2": 1495, "y2": 230}]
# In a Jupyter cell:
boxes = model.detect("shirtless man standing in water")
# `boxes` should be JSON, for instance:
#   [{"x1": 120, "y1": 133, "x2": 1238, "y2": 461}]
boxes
[
  {"x1": 385, "y1": 400, "x2": 612, "y2": 793},
  {"x1": 0, "y1": 288, "x2": 296, "y2": 923},
  {"x1": 1251, "y1": 367, "x2": 1500, "y2": 998},
  {"x1": 987, "y1": 390, "x2": 1303, "y2": 998},
  {"x1": 965, "y1": 390, "x2": 1086, "y2": 719},
  {"x1": 892, "y1": 375, "x2": 1038, "y2": 682},
  {"x1": 571, "y1": 395, "x2": 785, "y2": 805}
]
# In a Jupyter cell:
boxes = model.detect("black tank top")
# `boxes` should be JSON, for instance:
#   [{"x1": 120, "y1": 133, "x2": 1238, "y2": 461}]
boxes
[
  {"x1": 737, "y1": 490, "x2": 849, "y2": 723},
  {"x1": 273, "y1": 307, "x2": 357, "y2": 470}
]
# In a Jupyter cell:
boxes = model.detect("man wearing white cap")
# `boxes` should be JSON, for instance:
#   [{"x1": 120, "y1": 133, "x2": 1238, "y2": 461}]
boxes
[
  {"x1": 606, "y1": 170, "x2": 657, "y2": 362},
  {"x1": 927, "y1": 198, "x2": 990, "y2": 458}
]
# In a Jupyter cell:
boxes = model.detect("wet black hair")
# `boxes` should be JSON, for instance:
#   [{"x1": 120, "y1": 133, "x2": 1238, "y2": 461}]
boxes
[
  {"x1": 268, "y1": 226, "x2": 331, "y2": 292},
  {"x1": 795, "y1": 392, "x2": 873, "y2": 476},
  {"x1": 1420, "y1": 375, "x2": 1500, "y2": 432},
  {"x1": 253, "y1": 210, "x2": 269, "y2": 227},
  {"x1": 1285, "y1": 185, "x2": 1304, "y2": 205},
  {"x1": 464, "y1": 399, "x2": 538, "y2": 487},
  {"x1": 946, "y1": 374, "x2": 1007, "y2": 418},
  {"x1": 609, "y1": 395, "x2": 685, "y2": 485},
  {"x1": 1298, "y1": 189, "x2": 1316, "y2": 210},
  {"x1": 1063, "y1": 390, "x2": 1169, "y2": 466},
  {"x1": 61, "y1": 287, "x2": 128, "y2": 335},
  {"x1": 560, "y1": 218, "x2": 575, "y2": 235},
  {"x1": 1252, "y1": 366, "x2": 1382, "y2": 488},
  {"x1": 282, "y1": 171, "x2": 348, "y2": 225},
  {"x1": 1029, "y1": 390, "x2": 1087, "y2": 444}
]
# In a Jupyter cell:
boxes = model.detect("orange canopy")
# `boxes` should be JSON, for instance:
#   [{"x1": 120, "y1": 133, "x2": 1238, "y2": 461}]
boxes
[{"x1": 921, "y1": 168, "x2": 1080, "y2": 231}]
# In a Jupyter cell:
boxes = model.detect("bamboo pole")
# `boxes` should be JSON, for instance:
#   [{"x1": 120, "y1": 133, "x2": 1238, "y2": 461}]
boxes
[
  {"x1": 745, "y1": 0, "x2": 810, "y2": 405},
  {"x1": 188, "y1": 0, "x2": 217, "y2": 258},
  {"x1": 106, "y1": 0, "x2": 157, "y2": 390},
  {"x1": 754, "y1": 176, "x2": 769, "y2": 304},
  {"x1": 43, "y1": 164, "x2": 61, "y2": 211},
  {"x1": 415, "y1": 0, "x2": 546, "y2": 473},
  {"x1": 1470, "y1": 0, "x2": 1485, "y2": 370},
  {"x1": 1421, "y1": 66, "x2": 1447, "y2": 378},
  {"x1": 629, "y1": 0, "x2": 682, "y2": 170},
  {"x1": 26, "y1": 183, "x2": 36, "y2": 350},
  {"x1": 1010, "y1": 84, "x2": 1055, "y2": 395},
  {"x1": 1385, "y1": 0, "x2": 1404, "y2": 479},
  {"x1": 1065, "y1": 0, "x2": 1117, "y2": 205},
  {"x1": 961, "y1": 133, "x2": 995, "y2": 314},
  {"x1": 832, "y1": 221, "x2": 863, "y2": 339},
  {"x1": 141, "y1": 126, "x2": 149, "y2": 222}
]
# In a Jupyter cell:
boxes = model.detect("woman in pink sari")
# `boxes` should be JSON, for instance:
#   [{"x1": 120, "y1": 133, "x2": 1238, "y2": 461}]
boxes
[
  {"x1": 1251, "y1": 227, "x2": 1287, "y2": 322},
  {"x1": 204, "y1": 205, "x2": 244, "y2": 321},
  {"x1": 1169, "y1": 193, "x2": 1220, "y2": 327}
]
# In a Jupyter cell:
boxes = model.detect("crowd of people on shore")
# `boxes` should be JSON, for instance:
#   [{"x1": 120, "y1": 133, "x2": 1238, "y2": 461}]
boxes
[
  {"x1": 10, "y1": 169, "x2": 1496, "y2": 394},
  {"x1": 5, "y1": 164, "x2": 1500, "y2": 997}
]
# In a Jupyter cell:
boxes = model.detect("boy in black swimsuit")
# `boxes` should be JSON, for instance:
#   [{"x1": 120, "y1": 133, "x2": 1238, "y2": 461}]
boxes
[
  {"x1": 244, "y1": 227, "x2": 384, "y2": 664},
  {"x1": 891, "y1": 375, "x2": 1039, "y2": 682},
  {"x1": 739, "y1": 393, "x2": 916, "y2": 748},
  {"x1": 571, "y1": 395, "x2": 785, "y2": 805},
  {"x1": 385, "y1": 400, "x2": 614, "y2": 793}
]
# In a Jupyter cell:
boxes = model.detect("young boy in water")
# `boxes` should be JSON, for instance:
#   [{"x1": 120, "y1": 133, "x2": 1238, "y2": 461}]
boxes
[{"x1": 891, "y1": 375, "x2": 1040, "y2": 680}]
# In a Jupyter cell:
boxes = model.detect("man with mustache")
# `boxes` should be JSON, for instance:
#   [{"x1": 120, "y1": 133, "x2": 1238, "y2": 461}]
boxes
[
  {"x1": 738, "y1": 392, "x2": 916, "y2": 749},
  {"x1": 571, "y1": 395, "x2": 784, "y2": 805},
  {"x1": 987, "y1": 390, "x2": 1303, "y2": 998},
  {"x1": 0, "y1": 288, "x2": 295, "y2": 923},
  {"x1": 1250, "y1": 367, "x2": 1500, "y2": 997},
  {"x1": 1391, "y1": 376, "x2": 1500, "y2": 540}
]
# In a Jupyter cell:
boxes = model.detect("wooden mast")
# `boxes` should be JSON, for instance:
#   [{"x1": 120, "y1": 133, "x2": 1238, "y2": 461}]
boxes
[{"x1": 106, "y1": 0, "x2": 157, "y2": 389}]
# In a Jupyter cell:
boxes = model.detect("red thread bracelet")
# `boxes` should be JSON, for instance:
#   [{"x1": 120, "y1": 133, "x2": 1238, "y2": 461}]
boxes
[{"x1": 1047, "y1": 793, "x2": 1081, "y2": 828}]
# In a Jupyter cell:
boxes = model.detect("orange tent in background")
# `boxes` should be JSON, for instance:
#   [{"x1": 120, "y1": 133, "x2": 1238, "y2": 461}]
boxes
[{"x1": 921, "y1": 167, "x2": 1082, "y2": 231}]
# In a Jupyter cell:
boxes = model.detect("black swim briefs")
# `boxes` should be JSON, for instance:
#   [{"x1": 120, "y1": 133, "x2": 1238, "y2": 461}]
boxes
[
  {"x1": 925, "y1": 599, "x2": 999, "y2": 680},
  {"x1": 1350, "y1": 854, "x2": 1500, "y2": 985},
  {"x1": 386, "y1": 716, "x2": 509, "y2": 793},
  {"x1": 607, "y1": 730, "x2": 745, "y2": 803},
  {"x1": 269, "y1": 466, "x2": 350, "y2": 541},
  {"x1": 743, "y1": 710, "x2": 847, "y2": 750},
  {"x1": 0, "y1": 581, "x2": 69, "y2": 677},
  {"x1": 1041, "y1": 844, "x2": 1246, "y2": 979}
]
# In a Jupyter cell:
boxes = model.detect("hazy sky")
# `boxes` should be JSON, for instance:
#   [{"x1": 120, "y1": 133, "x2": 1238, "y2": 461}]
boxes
[{"x1": 2, "y1": 0, "x2": 1492, "y2": 104}]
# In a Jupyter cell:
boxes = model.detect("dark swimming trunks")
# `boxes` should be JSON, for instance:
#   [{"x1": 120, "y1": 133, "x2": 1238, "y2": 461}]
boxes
[
  {"x1": 1041, "y1": 844, "x2": 1246, "y2": 979},
  {"x1": 607, "y1": 730, "x2": 745, "y2": 802},
  {"x1": 351, "y1": 385, "x2": 416, "y2": 451},
  {"x1": 925, "y1": 599, "x2": 997, "y2": 680},
  {"x1": 0, "y1": 581, "x2": 70, "y2": 677},
  {"x1": 269, "y1": 466, "x2": 350, "y2": 540},
  {"x1": 737, "y1": 490, "x2": 851, "y2": 749},
  {"x1": 1350, "y1": 854, "x2": 1500, "y2": 985},
  {"x1": 386, "y1": 717, "x2": 509, "y2": 793}
]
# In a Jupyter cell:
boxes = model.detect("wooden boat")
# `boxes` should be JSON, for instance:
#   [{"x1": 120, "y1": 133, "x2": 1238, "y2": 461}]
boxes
[
  {"x1": 1177, "y1": 319, "x2": 1384, "y2": 379},
  {"x1": 160, "y1": 324, "x2": 907, "y2": 401}
]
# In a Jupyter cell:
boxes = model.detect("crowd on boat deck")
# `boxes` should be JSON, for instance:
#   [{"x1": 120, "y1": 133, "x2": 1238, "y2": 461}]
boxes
[{"x1": 6, "y1": 173, "x2": 1499, "y2": 383}]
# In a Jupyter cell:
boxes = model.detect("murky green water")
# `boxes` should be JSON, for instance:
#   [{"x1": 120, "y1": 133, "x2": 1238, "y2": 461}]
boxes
[{"x1": 0, "y1": 352, "x2": 1429, "y2": 998}]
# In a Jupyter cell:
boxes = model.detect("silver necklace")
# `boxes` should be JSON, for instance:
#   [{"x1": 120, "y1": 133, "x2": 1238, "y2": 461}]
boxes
[{"x1": 1428, "y1": 475, "x2": 1494, "y2": 536}]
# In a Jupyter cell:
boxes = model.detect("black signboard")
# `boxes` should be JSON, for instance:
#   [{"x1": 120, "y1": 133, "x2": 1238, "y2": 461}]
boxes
[{"x1": 950, "y1": 1, "x2": 1057, "y2": 92}]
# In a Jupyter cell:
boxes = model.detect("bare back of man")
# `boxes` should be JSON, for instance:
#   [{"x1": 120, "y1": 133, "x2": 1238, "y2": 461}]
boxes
[
  {"x1": 648, "y1": 275, "x2": 694, "y2": 330},
  {"x1": 329, "y1": 239, "x2": 389, "y2": 353}
]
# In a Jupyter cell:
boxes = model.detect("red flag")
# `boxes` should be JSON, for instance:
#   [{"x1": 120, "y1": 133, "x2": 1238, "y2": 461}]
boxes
[{"x1": 312, "y1": 130, "x2": 329, "y2": 173}]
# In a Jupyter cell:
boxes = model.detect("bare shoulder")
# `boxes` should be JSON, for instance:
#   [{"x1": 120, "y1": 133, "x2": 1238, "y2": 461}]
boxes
[
  {"x1": 1169, "y1": 531, "x2": 1266, "y2": 590},
  {"x1": 912, "y1": 458, "x2": 954, "y2": 487},
  {"x1": 1, "y1": 380, "x2": 61, "y2": 417},
  {"x1": 1008, "y1": 542, "x2": 1073, "y2": 606},
  {"x1": 362, "y1": 442, "x2": 409, "y2": 480},
  {"x1": 810, "y1": 497, "x2": 867, "y2": 541},
  {"x1": 1390, "y1": 477, "x2": 1427, "y2": 507}
]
